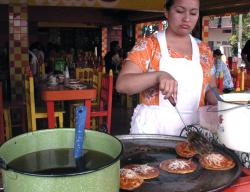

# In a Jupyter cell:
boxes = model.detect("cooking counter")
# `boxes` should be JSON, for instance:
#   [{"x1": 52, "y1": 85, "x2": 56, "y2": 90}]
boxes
[
  {"x1": 223, "y1": 167, "x2": 250, "y2": 191},
  {"x1": 0, "y1": 169, "x2": 250, "y2": 191},
  {"x1": 224, "y1": 173, "x2": 250, "y2": 191},
  {"x1": 118, "y1": 133, "x2": 245, "y2": 192}
]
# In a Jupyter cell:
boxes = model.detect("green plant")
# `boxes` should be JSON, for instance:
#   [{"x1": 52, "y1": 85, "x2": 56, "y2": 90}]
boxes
[{"x1": 229, "y1": 13, "x2": 250, "y2": 56}]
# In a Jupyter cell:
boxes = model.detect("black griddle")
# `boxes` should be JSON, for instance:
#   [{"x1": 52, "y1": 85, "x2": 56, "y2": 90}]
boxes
[{"x1": 117, "y1": 134, "x2": 242, "y2": 192}]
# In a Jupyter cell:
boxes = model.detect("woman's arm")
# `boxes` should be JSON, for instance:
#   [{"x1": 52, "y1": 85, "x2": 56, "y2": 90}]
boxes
[
  {"x1": 116, "y1": 60, "x2": 178, "y2": 101},
  {"x1": 205, "y1": 74, "x2": 218, "y2": 105}
]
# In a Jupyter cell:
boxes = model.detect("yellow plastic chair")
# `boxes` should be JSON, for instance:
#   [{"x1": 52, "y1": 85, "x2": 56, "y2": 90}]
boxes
[
  {"x1": 3, "y1": 108, "x2": 12, "y2": 140},
  {"x1": 38, "y1": 62, "x2": 46, "y2": 80},
  {"x1": 69, "y1": 68, "x2": 103, "y2": 128},
  {"x1": 70, "y1": 67, "x2": 94, "y2": 128},
  {"x1": 0, "y1": 81, "x2": 12, "y2": 143},
  {"x1": 25, "y1": 74, "x2": 64, "y2": 132},
  {"x1": 75, "y1": 67, "x2": 94, "y2": 84},
  {"x1": 90, "y1": 69, "x2": 113, "y2": 133},
  {"x1": 75, "y1": 68, "x2": 102, "y2": 103},
  {"x1": 92, "y1": 69, "x2": 102, "y2": 106}
]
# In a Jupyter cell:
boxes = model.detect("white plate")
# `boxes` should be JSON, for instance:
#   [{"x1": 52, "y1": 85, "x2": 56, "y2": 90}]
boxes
[
  {"x1": 47, "y1": 82, "x2": 58, "y2": 86},
  {"x1": 68, "y1": 79, "x2": 80, "y2": 84}
]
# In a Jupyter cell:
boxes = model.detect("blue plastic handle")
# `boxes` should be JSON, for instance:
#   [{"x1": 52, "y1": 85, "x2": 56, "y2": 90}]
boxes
[{"x1": 74, "y1": 105, "x2": 86, "y2": 159}]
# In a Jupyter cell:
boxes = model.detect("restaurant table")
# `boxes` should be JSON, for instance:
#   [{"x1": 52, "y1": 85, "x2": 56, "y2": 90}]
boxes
[{"x1": 41, "y1": 84, "x2": 96, "y2": 129}]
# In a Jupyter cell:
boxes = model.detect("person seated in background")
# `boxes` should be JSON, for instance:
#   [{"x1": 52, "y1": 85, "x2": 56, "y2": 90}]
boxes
[
  {"x1": 29, "y1": 42, "x2": 45, "y2": 77},
  {"x1": 212, "y1": 49, "x2": 234, "y2": 93},
  {"x1": 104, "y1": 41, "x2": 121, "y2": 73},
  {"x1": 29, "y1": 50, "x2": 38, "y2": 76}
]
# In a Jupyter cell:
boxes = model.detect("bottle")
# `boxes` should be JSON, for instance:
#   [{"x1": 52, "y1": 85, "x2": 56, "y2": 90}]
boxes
[
  {"x1": 218, "y1": 71, "x2": 224, "y2": 93},
  {"x1": 64, "y1": 65, "x2": 70, "y2": 85},
  {"x1": 241, "y1": 70, "x2": 245, "y2": 91},
  {"x1": 235, "y1": 69, "x2": 241, "y2": 92}
]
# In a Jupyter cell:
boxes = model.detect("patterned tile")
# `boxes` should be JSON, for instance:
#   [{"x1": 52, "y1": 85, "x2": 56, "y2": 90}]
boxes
[
  {"x1": 15, "y1": 33, "x2": 21, "y2": 41},
  {"x1": 14, "y1": 26, "x2": 20, "y2": 33},
  {"x1": 14, "y1": 60, "x2": 21, "y2": 66},
  {"x1": 15, "y1": 47, "x2": 21, "y2": 54},
  {"x1": 101, "y1": 27, "x2": 108, "y2": 58},
  {"x1": 20, "y1": 20, "x2": 27, "y2": 27},
  {"x1": 14, "y1": 41, "x2": 21, "y2": 47},
  {"x1": 20, "y1": 33, "x2": 27, "y2": 41},
  {"x1": 21, "y1": 47, "x2": 28, "y2": 53},
  {"x1": 9, "y1": 3, "x2": 29, "y2": 101},
  {"x1": 14, "y1": 13, "x2": 20, "y2": 20},
  {"x1": 21, "y1": 40, "x2": 28, "y2": 47},
  {"x1": 21, "y1": 54, "x2": 28, "y2": 60},
  {"x1": 21, "y1": 12, "x2": 27, "y2": 20},
  {"x1": 21, "y1": 26, "x2": 27, "y2": 33},
  {"x1": 14, "y1": 20, "x2": 20, "y2": 27},
  {"x1": 13, "y1": 6, "x2": 21, "y2": 13},
  {"x1": 14, "y1": 54, "x2": 21, "y2": 60},
  {"x1": 202, "y1": 16, "x2": 210, "y2": 43}
]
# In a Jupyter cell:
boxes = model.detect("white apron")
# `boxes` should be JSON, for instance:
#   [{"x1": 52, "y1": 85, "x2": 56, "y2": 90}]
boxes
[{"x1": 130, "y1": 31, "x2": 203, "y2": 135}]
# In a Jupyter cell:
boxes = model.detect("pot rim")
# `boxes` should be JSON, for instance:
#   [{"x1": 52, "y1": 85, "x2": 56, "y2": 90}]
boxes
[
  {"x1": 1, "y1": 129, "x2": 124, "y2": 177},
  {"x1": 219, "y1": 100, "x2": 248, "y2": 105}
]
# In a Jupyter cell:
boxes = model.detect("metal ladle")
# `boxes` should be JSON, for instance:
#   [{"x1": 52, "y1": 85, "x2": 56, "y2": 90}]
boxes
[
  {"x1": 169, "y1": 96, "x2": 214, "y2": 154},
  {"x1": 168, "y1": 96, "x2": 189, "y2": 130}
]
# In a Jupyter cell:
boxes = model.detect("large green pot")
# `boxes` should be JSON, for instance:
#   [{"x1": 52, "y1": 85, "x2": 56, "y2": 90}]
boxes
[{"x1": 0, "y1": 129, "x2": 123, "y2": 192}]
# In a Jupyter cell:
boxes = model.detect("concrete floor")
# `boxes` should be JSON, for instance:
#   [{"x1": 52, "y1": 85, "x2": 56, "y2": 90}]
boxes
[{"x1": 110, "y1": 100, "x2": 132, "y2": 136}]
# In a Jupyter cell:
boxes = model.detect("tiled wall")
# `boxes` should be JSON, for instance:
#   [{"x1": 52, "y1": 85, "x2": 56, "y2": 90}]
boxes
[
  {"x1": 9, "y1": 3, "x2": 29, "y2": 101},
  {"x1": 202, "y1": 16, "x2": 210, "y2": 43},
  {"x1": 101, "y1": 27, "x2": 108, "y2": 58}
]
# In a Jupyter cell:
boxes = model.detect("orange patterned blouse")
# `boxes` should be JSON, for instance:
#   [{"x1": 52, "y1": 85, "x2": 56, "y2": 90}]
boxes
[{"x1": 125, "y1": 34, "x2": 214, "y2": 106}]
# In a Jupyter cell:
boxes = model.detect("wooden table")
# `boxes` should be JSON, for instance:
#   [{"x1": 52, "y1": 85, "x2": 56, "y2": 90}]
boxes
[{"x1": 41, "y1": 84, "x2": 96, "y2": 129}]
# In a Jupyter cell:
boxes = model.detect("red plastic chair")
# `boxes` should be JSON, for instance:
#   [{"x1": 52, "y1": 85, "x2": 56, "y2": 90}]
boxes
[{"x1": 90, "y1": 69, "x2": 113, "y2": 133}]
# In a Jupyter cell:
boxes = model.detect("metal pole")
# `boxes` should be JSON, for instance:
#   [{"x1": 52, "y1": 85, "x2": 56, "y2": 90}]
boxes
[{"x1": 238, "y1": 14, "x2": 243, "y2": 67}]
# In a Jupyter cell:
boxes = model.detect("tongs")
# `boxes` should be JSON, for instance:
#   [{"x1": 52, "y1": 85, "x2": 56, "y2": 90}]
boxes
[{"x1": 169, "y1": 96, "x2": 214, "y2": 154}]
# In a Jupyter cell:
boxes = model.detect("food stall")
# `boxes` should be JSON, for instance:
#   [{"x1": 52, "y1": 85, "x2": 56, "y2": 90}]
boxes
[{"x1": 0, "y1": 0, "x2": 250, "y2": 191}]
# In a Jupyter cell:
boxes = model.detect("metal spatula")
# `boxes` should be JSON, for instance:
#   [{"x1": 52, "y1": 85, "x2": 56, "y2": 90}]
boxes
[
  {"x1": 169, "y1": 96, "x2": 213, "y2": 154},
  {"x1": 169, "y1": 96, "x2": 189, "y2": 130}
]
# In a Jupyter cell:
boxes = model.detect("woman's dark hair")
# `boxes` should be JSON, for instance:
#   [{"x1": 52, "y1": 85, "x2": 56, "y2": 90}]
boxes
[
  {"x1": 165, "y1": 0, "x2": 200, "y2": 10},
  {"x1": 164, "y1": 0, "x2": 175, "y2": 10}
]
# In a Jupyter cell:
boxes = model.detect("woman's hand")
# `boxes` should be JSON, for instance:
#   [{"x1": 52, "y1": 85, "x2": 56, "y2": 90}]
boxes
[{"x1": 157, "y1": 71, "x2": 178, "y2": 101}]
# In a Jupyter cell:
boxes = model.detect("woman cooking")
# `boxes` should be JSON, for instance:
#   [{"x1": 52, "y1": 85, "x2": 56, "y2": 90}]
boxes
[{"x1": 116, "y1": 0, "x2": 217, "y2": 135}]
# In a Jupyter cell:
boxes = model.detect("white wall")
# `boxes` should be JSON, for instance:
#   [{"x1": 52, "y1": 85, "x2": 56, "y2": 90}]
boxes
[{"x1": 208, "y1": 28, "x2": 232, "y2": 48}]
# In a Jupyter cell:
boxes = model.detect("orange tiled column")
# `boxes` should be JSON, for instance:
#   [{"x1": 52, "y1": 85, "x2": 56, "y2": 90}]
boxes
[
  {"x1": 101, "y1": 27, "x2": 108, "y2": 59},
  {"x1": 9, "y1": 2, "x2": 29, "y2": 101},
  {"x1": 202, "y1": 16, "x2": 209, "y2": 43}
]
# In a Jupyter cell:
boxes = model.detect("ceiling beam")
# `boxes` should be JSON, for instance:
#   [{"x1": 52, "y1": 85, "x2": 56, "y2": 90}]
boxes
[{"x1": 200, "y1": 0, "x2": 250, "y2": 15}]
